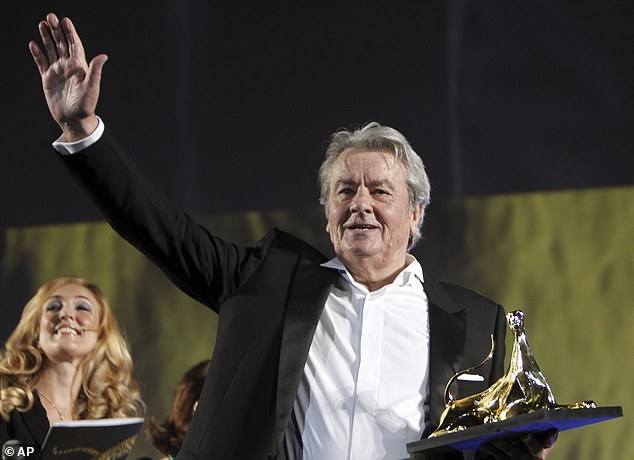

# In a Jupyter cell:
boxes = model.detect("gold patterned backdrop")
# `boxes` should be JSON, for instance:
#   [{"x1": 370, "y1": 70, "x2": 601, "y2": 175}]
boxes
[{"x1": 1, "y1": 186, "x2": 631, "y2": 459}]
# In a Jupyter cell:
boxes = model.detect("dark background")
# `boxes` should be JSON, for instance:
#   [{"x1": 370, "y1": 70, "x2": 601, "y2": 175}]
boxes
[
  {"x1": 2, "y1": 1, "x2": 631, "y2": 226},
  {"x1": 1, "y1": 0, "x2": 632, "y2": 331}
]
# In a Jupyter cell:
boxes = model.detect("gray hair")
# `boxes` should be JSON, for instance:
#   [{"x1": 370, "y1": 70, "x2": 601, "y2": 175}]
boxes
[{"x1": 318, "y1": 122, "x2": 431, "y2": 248}]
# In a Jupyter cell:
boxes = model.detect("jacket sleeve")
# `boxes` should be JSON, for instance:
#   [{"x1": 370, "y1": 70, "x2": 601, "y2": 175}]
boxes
[
  {"x1": 0, "y1": 418, "x2": 9, "y2": 445},
  {"x1": 58, "y1": 129, "x2": 260, "y2": 312}
]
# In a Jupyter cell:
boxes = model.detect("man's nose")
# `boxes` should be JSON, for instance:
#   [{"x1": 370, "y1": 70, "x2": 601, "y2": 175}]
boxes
[{"x1": 350, "y1": 187, "x2": 372, "y2": 213}]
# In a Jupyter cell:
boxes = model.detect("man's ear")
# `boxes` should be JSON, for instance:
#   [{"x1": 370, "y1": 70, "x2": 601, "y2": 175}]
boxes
[
  {"x1": 410, "y1": 202, "x2": 424, "y2": 234},
  {"x1": 324, "y1": 206, "x2": 331, "y2": 234}
]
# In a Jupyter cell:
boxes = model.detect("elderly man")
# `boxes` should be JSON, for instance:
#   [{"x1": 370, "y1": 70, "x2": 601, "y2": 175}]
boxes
[{"x1": 29, "y1": 13, "x2": 556, "y2": 460}]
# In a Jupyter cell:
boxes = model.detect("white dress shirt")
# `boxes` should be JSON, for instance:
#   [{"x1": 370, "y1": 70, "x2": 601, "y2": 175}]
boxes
[
  {"x1": 295, "y1": 257, "x2": 430, "y2": 460},
  {"x1": 52, "y1": 116, "x2": 105, "y2": 155}
]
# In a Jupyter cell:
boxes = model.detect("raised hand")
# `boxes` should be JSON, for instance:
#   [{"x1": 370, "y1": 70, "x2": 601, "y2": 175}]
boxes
[{"x1": 29, "y1": 13, "x2": 108, "y2": 142}]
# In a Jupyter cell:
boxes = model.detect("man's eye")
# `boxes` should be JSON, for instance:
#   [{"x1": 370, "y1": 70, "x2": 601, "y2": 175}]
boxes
[
  {"x1": 338, "y1": 188, "x2": 354, "y2": 195},
  {"x1": 372, "y1": 189, "x2": 388, "y2": 195}
]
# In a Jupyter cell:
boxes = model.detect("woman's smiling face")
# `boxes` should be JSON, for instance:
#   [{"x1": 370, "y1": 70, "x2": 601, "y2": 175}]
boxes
[{"x1": 38, "y1": 282, "x2": 101, "y2": 364}]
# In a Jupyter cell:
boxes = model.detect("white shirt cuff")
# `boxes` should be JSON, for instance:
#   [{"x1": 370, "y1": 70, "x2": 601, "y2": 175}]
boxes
[{"x1": 52, "y1": 117, "x2": 105, "y2": 156}]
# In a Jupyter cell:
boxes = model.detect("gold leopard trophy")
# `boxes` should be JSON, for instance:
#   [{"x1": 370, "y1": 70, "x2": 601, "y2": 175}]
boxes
[{"x1": 429, "y1": 310, "x2": 596, "y2": 438}]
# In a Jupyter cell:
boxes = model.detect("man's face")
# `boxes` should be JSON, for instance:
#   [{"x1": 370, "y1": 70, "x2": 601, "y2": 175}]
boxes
[{"x1": 325, "y1": 148, "x2": 421, "y2": 267}]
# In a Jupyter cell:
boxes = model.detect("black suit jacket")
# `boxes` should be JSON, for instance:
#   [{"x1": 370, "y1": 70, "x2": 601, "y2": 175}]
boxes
[
  {"x1": 59, "y1": 130, "x2": 507, "y2": 460},
  {"x1": 0, "y1": 395, "x2": 49, "y2": 450}
]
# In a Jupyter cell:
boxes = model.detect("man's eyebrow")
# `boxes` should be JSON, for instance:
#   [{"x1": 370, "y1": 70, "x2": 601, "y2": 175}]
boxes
[
  {"x1": 366, "y1": 179, "x2": 392, "y2": 188},
  {"x1": 333, "y1": 179, "x2": 356, "y2": 188},
  {"x1": 333, "y1": 178, "x2": 393, "y2": 187}
]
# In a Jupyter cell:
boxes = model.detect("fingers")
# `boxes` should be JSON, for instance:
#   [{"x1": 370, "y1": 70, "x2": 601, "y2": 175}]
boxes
[
  {"x1": 478, "y1": 430, "x2": 558, "y2": 460},
  {"x1": 28, "y1": 40, "x2": 48, "y2": 75},
  {"x1": 520, "y1": 433, "x2": 545, "y2": 455},
  {"x1": 30, "y1": 13, "x2": 88, "y2": 78},
  {"x1": 539, "y1": 429, "x2": 559, "y2": 449},
  {"x1": 87, "y1": 54, "x2": 109, "y2": 93},
  {"x1": 38, "y1": 19, "x2": 57, "y2": 65},
  {"x1": 488, "y1": 437, "x2": 523, "y2": 459},
  {"x1": 61, "y1": 16, "x2": 86, "y2": 60},
  {"x1": 47, "y1": 12, "x2": 70, "y2": 59},
  {"x1": 35, "y1": 13, "x2": 72, "y2": 67}
]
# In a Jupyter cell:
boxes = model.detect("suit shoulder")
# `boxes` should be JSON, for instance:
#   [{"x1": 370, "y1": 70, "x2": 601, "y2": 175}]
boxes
[
  {"x1": 261, "y1": 229, "x2": 329, "y2": 263},
  {"x1": 436, "y1": 281, "x2": 502, "y2": 311}
]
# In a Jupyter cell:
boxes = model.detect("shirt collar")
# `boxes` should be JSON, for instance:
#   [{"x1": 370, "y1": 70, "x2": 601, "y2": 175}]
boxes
[{"x1": 321, "y1": 255, "x2": 424, "y2": 289}]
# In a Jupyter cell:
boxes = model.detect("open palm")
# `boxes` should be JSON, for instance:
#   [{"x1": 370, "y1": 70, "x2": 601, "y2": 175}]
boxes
[{"x1": 29, "y1": 13, "x2": 107, "y2": 139}]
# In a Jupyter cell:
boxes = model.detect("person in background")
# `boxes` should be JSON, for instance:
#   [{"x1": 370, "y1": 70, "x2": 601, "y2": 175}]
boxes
[
  {"x1": 0, "y1": 277, "x2": 144, "y2": 449},
  {"x1": 149, "y1": 360, "x2": 210, "y2": 460}
]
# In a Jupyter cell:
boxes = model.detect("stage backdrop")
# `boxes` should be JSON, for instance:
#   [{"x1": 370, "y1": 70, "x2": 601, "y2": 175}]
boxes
[{"x1": 1, "y1": 186, "x2": 631, "y2": 459}]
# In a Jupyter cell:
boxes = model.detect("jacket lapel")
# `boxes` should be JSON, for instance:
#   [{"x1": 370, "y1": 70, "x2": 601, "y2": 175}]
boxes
[
  {"x1": 23, "y1": 394, "x2": 50, "y2": 447},
  {"x1": 424, "y1": 282, "x2": 467, "y2": 433},
  {"x1": 273, "y1": 273, "x2": 469, "y2": 443},
  {"x1": 275, "y1": 253, "x2": 339, "y2": 445}
]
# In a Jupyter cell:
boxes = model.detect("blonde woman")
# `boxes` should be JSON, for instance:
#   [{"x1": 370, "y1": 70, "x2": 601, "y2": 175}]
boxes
[{"x1": 0, "y1": 277, "x2": 143, "y2": 448}]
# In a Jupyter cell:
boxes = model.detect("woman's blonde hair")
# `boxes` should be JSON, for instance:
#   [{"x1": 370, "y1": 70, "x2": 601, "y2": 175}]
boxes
[{"x1": 0, "y1": 277, "x2": 143, "y2": 422}]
